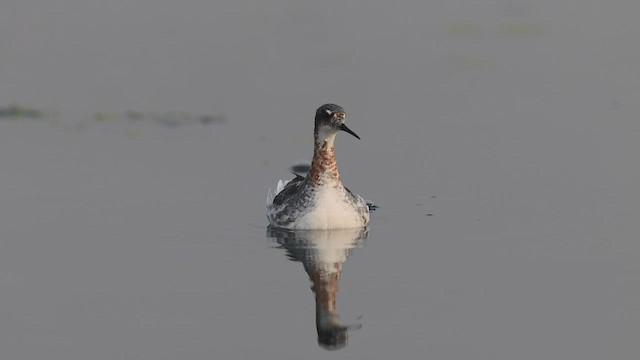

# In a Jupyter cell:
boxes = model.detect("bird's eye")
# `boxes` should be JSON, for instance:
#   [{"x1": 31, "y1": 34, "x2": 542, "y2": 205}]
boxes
[{"x1": 325, "y1": 109, "x2": 333, "y2": 115}]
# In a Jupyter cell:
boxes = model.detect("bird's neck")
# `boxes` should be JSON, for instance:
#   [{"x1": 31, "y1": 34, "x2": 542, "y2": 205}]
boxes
[{"x1": 309, "y1": 130, "x2": 340, "y2": 186}]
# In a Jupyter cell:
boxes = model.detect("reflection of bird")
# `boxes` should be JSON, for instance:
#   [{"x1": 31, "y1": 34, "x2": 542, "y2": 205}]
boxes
[
  {"x1": 267, "y1": 104, "x2": 369, "y2": 229},
  {"x1": 268, "y1": 228, "x2": 366, "y2": 350}
]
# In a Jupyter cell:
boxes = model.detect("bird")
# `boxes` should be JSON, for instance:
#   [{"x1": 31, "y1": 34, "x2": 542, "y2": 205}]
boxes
[{"x1": 266, "y1": 104, "x2": 369, "y2": 229}]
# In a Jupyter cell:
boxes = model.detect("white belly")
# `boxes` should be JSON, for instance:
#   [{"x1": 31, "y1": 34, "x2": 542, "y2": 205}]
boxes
[{"x1": 291, "y1": 188, "x2": 368, "y2": 229}]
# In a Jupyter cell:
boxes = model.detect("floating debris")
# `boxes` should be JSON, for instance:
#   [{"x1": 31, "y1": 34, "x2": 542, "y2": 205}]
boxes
[
  {"x1": 93, "y1": 110, "x2": 226, "y2": 128},
  {"x1": 125, "y1": 110, "x2": 145, "y2": 121},
  {"x1": 0, "y1": 104, "x2": 46, "y2": 120},
  {"x1": 199, "y1": 114, "x2": 226, "y2": 124}
]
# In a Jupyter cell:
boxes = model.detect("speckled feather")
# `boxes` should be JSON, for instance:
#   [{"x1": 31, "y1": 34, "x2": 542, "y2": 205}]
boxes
[{"x1": 266, "y1": 104, "x2": 370, "y2": 229}]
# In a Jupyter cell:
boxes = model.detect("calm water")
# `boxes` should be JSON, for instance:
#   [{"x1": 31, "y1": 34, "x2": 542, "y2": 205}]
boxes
[{"x1": 1, "y1": 1, "x2": 639, "y2": 359}]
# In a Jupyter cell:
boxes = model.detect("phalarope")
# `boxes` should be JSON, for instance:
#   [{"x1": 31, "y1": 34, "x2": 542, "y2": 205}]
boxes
[
  {"x1": 266, "y1": 104, "x2": 369, "y2": 229},
  {"x1": 267, "y1": 227, "x2": 366, "y2": 349}
]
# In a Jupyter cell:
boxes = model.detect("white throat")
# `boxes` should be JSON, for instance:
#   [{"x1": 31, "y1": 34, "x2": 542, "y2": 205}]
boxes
[{"x1": 316, "y1": 127, "x2": 338, "y2": 147}]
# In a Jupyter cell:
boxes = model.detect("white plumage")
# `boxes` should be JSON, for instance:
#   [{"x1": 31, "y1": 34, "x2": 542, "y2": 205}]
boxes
[{"x1": 266, "y1": 104, "x2": 370, "y2": 230}]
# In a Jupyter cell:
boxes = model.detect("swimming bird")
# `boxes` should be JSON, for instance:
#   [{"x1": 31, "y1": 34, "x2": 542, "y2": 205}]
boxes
[{"x1": 266, "y1": 104, "x2": 369, "y2": 229}]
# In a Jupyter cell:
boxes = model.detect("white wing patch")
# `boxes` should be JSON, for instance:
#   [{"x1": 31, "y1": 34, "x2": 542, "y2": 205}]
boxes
[
  {"x1": 266, "y1": 179, "x2": 291, "y2": 207},
  {"x1": 276, "y1": 179, "x2": 291, "y2": 195}
]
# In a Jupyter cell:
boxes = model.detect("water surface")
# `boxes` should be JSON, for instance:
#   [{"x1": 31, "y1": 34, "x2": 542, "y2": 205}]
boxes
[{"x1": 1, "y1": 1, "x2": 639, "y2": 359}]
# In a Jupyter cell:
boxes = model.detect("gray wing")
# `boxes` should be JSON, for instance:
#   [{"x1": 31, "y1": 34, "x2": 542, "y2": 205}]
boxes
[{"x1": 272, "y1": 174, "x2": 305, "y2": 207}]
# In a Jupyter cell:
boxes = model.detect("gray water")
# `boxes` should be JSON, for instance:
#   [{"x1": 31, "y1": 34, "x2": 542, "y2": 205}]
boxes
[{"x1": 1, "y1": 1, "x2": 639, "y2": 359}]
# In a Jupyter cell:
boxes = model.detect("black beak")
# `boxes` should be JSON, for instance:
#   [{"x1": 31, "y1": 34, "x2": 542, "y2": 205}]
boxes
[{"x1": 339, "y1": 123, "x2": 361, "y2": 140}]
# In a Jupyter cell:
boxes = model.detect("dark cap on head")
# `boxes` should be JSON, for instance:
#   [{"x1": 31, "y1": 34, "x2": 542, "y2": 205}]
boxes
[
  {"x1": 316, "y1": 104, "x2": 345, "y2": 118},
  {"x1": 314, "y1": 104, "x2": 360, "y2": 140}
]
